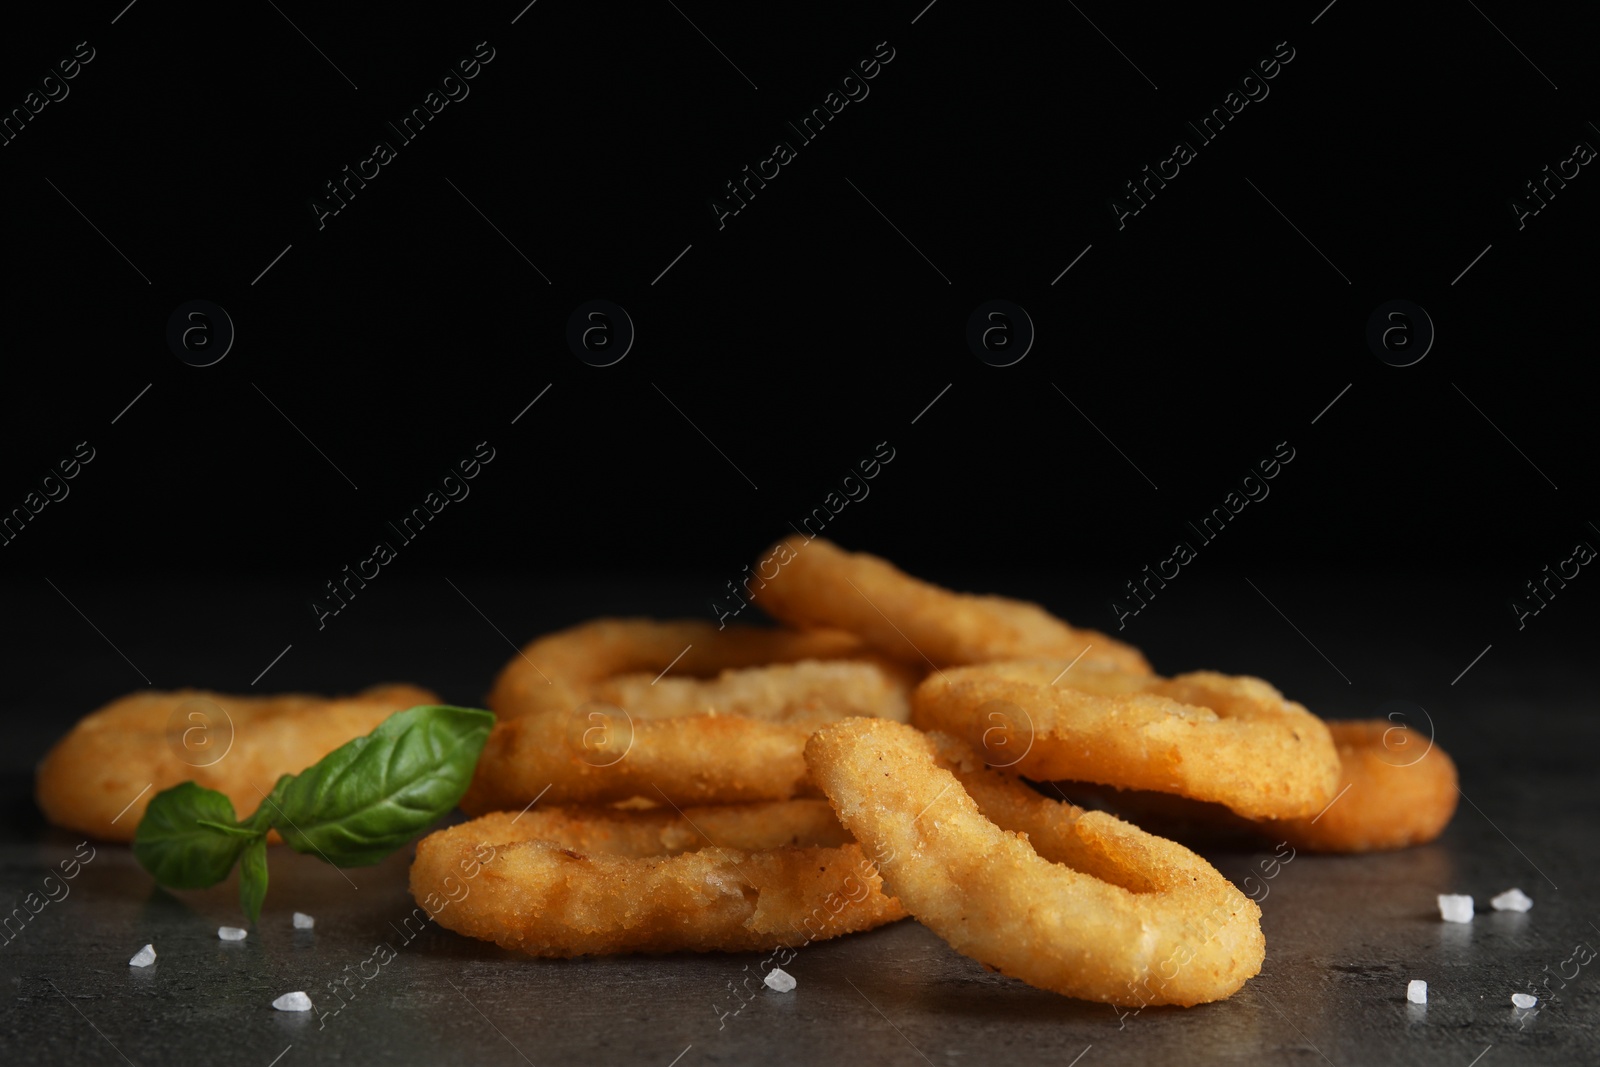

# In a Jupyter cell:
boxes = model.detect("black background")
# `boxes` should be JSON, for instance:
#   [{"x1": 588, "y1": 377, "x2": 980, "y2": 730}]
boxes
[{"x1": 1, "y1": 0, "x2": 1595, "y2": 745}]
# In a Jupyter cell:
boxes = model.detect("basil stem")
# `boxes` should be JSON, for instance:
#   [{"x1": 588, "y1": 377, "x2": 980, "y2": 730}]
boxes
[{"x1": 238, "y1": 836, "x2": 269, "y2": 924}]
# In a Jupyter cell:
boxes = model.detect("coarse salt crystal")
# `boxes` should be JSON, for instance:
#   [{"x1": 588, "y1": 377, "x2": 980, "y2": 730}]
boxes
[
  {"x1": 764, "y1": 967, "x2": 797, "y2": 993},
  {"x1": 128, "y1": 944, "x2": 156, "y2": 967},
  {"x1": 273, "y1": 991, "x2": 313, "y2": 1012},
  {"x1": 1511, "y1": 993, "x2": 1537, "y2": 1009},
  {"x1": 218, "y1": 927, "x2": 247, "y2": 941},
  {"x1": 1407, "y1": 980, "x2": 1427, "y2": 1004},
  {"x1": 292, "y1": 912, "x2": 315, "y2": 930},
  {"x1": 1437, "y1": 894, "x2": 1474, "y2": 923},
  {"x1": 1491, "y1": 888, "x2": 1533, "y2": 912}
]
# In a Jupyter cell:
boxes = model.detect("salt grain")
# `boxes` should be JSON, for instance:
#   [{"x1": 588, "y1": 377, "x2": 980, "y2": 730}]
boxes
[
  {"x1": 292, "y1": 912, "x2": 315, "y2": 930},
  {"x1": 128, "y1": 944, "x2": 156, "y2": 967},
  {"x1": 1511, "y1": 993, "x2": 1537, "y2": 1009},
  {"x1": 1491, "y1": 888, "x2": 1533, "y2": 913},
  {"x1": 218, "y1": 927, "x2": 248, "y2": 941},
  {"x1": 1407, "y1": 980, "x2": 1427, "y2": 1004},
  {"x1": 1437, "y1": 894, "x2": 1474, "y2": 923},
  {"x1": 273, "y1": 991, "x2": 313, "y2": 1012},
  {"x1": 764, "y1": 967, "x2": 797, "y2": 993}
]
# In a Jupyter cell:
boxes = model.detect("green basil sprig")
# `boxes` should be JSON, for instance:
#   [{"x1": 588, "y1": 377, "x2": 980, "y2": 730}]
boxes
[{"x1": 133, "y1": 705, "x2": 493, "y2": 923}]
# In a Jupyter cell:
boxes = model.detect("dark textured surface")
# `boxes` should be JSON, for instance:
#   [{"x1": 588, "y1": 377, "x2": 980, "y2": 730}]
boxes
[{"x1": 2, "y1": 574, "x2": 1596, "y2": 1066}]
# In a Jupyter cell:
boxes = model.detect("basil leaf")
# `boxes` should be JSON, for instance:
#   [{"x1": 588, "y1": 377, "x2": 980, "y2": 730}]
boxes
[
  {"x1": 196, "y1": 820, "x2": 264, "y2": 839},
  {"x1": 133, "y1": 783, "x2": 256, "y2": 889},
  {"x1": 268, "y1": 705, "x2": 493, "y2": 866},
  {"x1": 132, "y1": 705, "x2": 494, "y2": 922},
  {"x1": 239, "y1": 836, "x2": 269, "y2": 924}
]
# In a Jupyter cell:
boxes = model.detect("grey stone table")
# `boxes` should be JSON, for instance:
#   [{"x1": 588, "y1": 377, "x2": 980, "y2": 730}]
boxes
[{"x1": 1, "y1": 573, "x2": 1595, "y2": 1066}]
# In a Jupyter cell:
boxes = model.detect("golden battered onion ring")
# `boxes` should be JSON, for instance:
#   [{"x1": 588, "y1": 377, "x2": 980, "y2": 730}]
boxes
[
  {"x1": 804, "y1": 718, "x2": 1263, "y2": 1006},
  {"x1": 35, "y1": 684, "x2": 437, "y2": 842},
  {"x1": 748, "y1": 536, "x2": 1151, "y2": 673},
  {"x1": 410, "y1": 801, "x2": 906, "y2": 956},
  {"x1": 487, "y1": 617, "x2": 867, "y2": 721},
  {"x1": 1043, "y1": 722, "x2": 1459, "y2": 854},
  {"x1": 463, "y1": 658, "x2": 916, "y2": 812},
  {"x1": 912, "y1": 660, "x2": 1340, "y2": 820},
  {"x1": 1274, "y1": 720, "x2": 1458, "y2": 852},
  {"x1": 590, "y1": 657, "x2": 916, "y2": 729}
]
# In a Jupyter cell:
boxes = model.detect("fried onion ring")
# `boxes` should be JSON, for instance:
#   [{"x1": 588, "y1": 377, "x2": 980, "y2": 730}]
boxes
[
  {"x1": 487, "y1": 617, "x2": 867, "y2": 721},
  {"x1": 748, "y1": 536, "x2": 1151, "y2": 673},
  {"x1": 912, "y1": 660, "x2": 1340, "y2": 820},
  {"x1": 804, "y1": 718, "x2": 1263, "y2": 1005},
  {"x1": 1044, "y1": 722, "x2": 1459, "y2": 853},
  {"x1": 1274, "y1": 720, "x2": 1459, "y2": 851},
  {"x1": 410, "y1": 801, "x2": 906, "y2": 956},
  {"x1": 35, "y1": 684, "x2": 438, "y2": 841},
  {"x1": 463, "y1": 657, "x2": 917, "y2": 812}
]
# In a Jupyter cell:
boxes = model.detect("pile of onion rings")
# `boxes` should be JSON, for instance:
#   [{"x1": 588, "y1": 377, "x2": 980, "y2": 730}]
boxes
[
  {"x1": 33, "y1": 536, "x2": 1455, "y2": 1010},
  {"x1": 418, "y1": 538, "x2": 1458, "y2": 1006}
]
